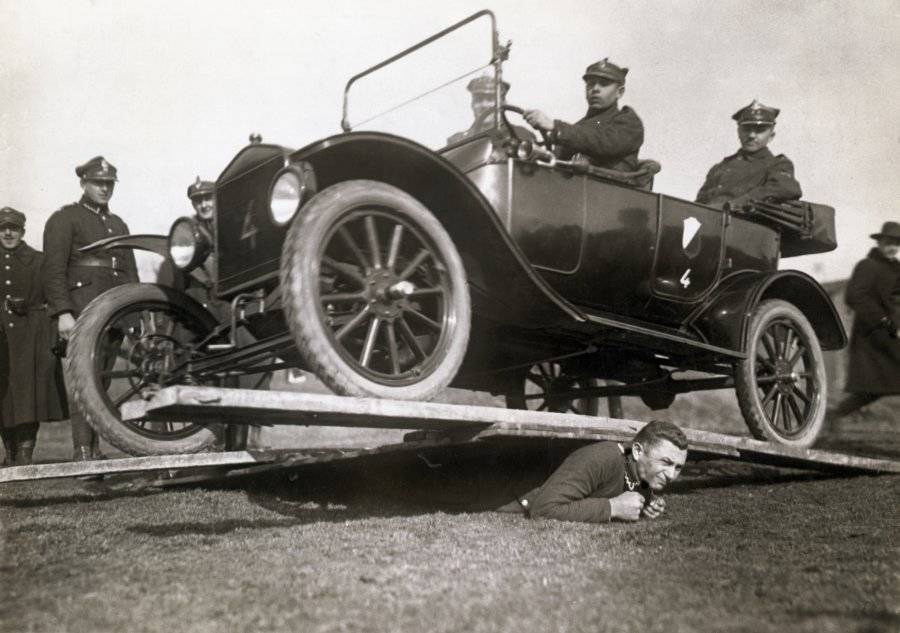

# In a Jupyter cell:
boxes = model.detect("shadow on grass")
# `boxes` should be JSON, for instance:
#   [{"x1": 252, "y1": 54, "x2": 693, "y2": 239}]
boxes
[
  {"x1": 789, "y1": 608, "x2": 900, "y2": 632},
  {"x1": 668, "y1": 459, "x2": 865, "y2": 495}
]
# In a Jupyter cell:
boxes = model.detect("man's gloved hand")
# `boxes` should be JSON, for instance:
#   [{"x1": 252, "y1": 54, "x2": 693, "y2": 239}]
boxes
[
  {"x1": 523, "y1": 109, "x2": 554, "y2": 132},
  {"x1": 57, "y1": 312, "x2": 76, "y2": 339},
  {"x1": 610, "y1": 490, "x2": 645, "y2": 522}
]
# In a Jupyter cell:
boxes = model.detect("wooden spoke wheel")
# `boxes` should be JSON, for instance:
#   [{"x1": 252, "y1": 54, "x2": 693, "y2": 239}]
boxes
[
  {"x1": 735, "y1": 299, "x2": 827, "y2": 447},
  {"x1": 66, "y1": 284, "x2": 222, "y2": 455},
  {"x1": 506, "y1": 362, "x2": 600, "y2": 415},
  {"x1": 280, "y1": 180, "x2": 470, "y2": 400}
]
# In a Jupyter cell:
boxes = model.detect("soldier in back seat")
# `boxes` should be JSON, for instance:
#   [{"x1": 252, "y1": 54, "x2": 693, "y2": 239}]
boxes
[{"x1": 696, "y1": 100, "x2": 802, "y2": 209}]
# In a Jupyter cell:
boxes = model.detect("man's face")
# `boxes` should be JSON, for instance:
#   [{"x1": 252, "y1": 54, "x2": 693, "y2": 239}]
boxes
[
  {"x1": 81, "y1": 178, "x2": 115, "y2": 205},
  {"x1": 738, "y1": 124, "x2": 776, "y2": 153},
  {"x1": 584, "y1": 77, "x2": 624, "y2": 111},
  {"x1": 471, "y1": 93, "x2": 494, "y2": 123},
  {"x1": 192, "y1": 194, "x2": 216, "y2": 221},
  {"x1": 877, "y1": 237, "x2": 900, "y2": 260},
  {"x1": 634, "y1": 439, "x2": 687, "y2": 492},
  {"x1": 0, "y1": 225, "x2": 24, "y2": 250}
]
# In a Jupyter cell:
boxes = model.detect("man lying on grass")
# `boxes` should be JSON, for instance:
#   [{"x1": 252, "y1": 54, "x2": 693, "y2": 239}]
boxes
[{"x1": 503, "y1": 420, "x2": 688, "y2": 523}]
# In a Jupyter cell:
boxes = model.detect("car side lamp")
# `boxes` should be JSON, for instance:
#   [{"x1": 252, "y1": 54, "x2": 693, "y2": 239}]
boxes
[{"x1": 168, "y1": 217, "x2": 212, "y2": 272}]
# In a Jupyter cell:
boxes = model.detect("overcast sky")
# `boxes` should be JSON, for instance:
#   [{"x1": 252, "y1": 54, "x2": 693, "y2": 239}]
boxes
[{"x1": 2, "y1": 0, "x2": 897, "y2": 281}]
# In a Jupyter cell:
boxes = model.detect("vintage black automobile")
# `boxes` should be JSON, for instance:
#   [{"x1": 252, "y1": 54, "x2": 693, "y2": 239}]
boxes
[{"x1": 68, "y1": 10, "x2": 845, "y2": 455}]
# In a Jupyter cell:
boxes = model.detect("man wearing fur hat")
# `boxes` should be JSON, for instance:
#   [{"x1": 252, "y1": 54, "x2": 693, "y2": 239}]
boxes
[
  {"x1": 0, "y1": 208, "x2": 67, "y2": 465},
  {"x1": 696, "y1": 100, "x2": 802, "y2": 209}
]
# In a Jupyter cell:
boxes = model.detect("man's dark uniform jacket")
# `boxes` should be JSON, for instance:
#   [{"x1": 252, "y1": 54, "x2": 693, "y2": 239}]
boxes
[
  {"x1": 42, "y1": 196, "x2": 139, "y2": 318},
  {"x1": 0, "y1": 242, "x2": 67, "y2": 427},
  {"x1": 505, "y1": 441, "x2": 644, "y2": 523},
  {"x1": 695, "y1": 147, "x2": 802, "y2": 209},
  {"x1": 554, "y1": 105, "x2": 644, "y2": 172},
  {"x1": 844, "y1": 248, "x2": 900, "y2": 395}
]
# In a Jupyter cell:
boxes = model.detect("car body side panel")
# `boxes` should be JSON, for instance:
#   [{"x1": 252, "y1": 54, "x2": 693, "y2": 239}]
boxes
[
  {"x1": 693, "y1": 270, "x2": 847, "y2": 352},
  {"x1": 273, "y1": 132, "x2": 585, "y2": 327}
]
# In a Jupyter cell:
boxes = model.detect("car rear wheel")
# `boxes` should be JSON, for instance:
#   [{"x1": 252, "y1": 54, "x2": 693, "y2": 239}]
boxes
[
  {"x1": 65, "y1": 284, "x2": 223, "y2": 456},
  {"x1": 506, "y1": 362, "x2": 601, "y2": 415},
  {"x1": 280, "y1": 180, "x2": 471, "y2": 400},
  {"x1": 734, "y1": 299, "x2": 827, "y2": 447}
]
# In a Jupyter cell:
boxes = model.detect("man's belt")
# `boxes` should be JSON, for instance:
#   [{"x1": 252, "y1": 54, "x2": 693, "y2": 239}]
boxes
[{"x1": 73, "y1": 255, "x2": 125, "y2": 271}]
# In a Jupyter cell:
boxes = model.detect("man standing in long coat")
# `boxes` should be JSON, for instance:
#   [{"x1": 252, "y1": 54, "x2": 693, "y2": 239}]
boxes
[
  {"x1": 0, "y1": 208, "x2": 67, "y2": 466},
  {"x1": 831, "y1": 221, "x2": 900, "y2": 416},
  {"x1": 42, "y1": 156, "x2": 138, "y2": 461}
]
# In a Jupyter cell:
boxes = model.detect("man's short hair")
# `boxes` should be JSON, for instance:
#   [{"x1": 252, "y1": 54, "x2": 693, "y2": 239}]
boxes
[{"x1": 633, "y1": 419, "x2": 687, "y2": 451}]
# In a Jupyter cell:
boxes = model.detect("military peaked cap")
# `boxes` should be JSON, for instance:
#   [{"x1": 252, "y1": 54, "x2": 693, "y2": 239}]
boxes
[
  {"x1": 467, "y1": 75, "x2": 510, "y2": 97},
  {"x1": 187, "y1": 176, "x2": 216, "y2": 200},
  {"x1": 0, "y1": 207, "x2": 26, "y2": 229},
  {"x1": 76, "y1": 156, "x2": 118, "y2": 181},
  {"x1": 732, "y1": 100, "x2": 780, "y2": 126},
  {"x1": 583, "y1": 58, "x2": 628, "y2": 84}
]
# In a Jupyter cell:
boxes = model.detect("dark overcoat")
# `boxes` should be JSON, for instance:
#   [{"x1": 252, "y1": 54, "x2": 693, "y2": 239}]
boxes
[
  {"x1": 844, "y1": 248, "x2": 900, "y2": 394},
  {"x1": 695, "y1": 147, "x2": 802, "y2": 209},
  {"x1": 0, "y1": 242, "x2": 68, "y2": 427},
  {"x1": 554, "y1": 104, "x2": 644, "y2": 171}
]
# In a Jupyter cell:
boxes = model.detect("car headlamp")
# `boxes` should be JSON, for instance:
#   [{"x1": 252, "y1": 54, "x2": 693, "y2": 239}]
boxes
[
  {"x1": 168, "y1": 217, "x2": 211, "y2": 271},
  {"x1": 268, "y1": 162, "x2": 316, "y2": 226}
]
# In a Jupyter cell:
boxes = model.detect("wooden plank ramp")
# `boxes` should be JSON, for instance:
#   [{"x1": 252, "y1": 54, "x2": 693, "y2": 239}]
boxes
[
  {"x1": 2, "y1": 386, "x2": 898, "y2": 484},
  {"x1": 127, "y1": 386, "x2": 899, "y2": 474}
]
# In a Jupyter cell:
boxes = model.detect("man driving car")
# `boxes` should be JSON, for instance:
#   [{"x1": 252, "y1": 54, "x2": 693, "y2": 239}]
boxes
[{"x1": 523, "y1": 58, "x2": 644, "y2": 171}]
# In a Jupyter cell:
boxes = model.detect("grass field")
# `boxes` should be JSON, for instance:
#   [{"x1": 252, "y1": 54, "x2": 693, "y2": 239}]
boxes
[{"x1": 1, "y1": 387, "x2": 898, "y2": 633}]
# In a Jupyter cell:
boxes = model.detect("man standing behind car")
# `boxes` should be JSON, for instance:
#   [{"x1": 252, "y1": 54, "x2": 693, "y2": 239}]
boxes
[
  {"x1": 42, "y1": 156, "x2": 138, "y2": 462},
  {"x1": 696, "y1": 100, "x2": 802, "y2": 209},
  {"x1": 829, "y1": 222, "x2": 900, "y2": 419},
  {"x1": 0, "y1": 208, "x2": 67, "y2": 466},
  {"x1": 523, "y1": 58, "x2": 644, "y2": 171}
]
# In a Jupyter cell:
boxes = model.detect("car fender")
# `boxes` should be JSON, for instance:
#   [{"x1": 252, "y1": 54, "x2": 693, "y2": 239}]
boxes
[
  {"x1": 79, "y1": 234, "x2": 169, "y2": 258},
  {"x1": 291, "y1": 131, "x2": 586, "y2": 326},
  {"x1": 693, "y1": 270, "x2": 847, "y2": 353}
]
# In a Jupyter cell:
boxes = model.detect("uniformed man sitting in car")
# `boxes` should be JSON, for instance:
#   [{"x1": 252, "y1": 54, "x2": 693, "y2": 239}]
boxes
[
  {"x1": 696, "y1": 100, "x2": 802, "y2": 209},
  {"x1": 42, "y1": 156, "x2": 139, "y2": 462},
  {"x1": 447, "y1": 75, "x2": 533, "y2": 146},
  {"x1": 523, "y1": 58, "x2": 644, "y2": 172},
  {"x1": 501, "y1": 420, "x2": 688, "y2": 523}
]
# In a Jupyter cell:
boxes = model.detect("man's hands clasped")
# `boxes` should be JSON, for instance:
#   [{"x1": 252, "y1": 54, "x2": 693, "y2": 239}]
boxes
[{"x1": 610, "y1": 491, "x2": 666, "y2": 522}]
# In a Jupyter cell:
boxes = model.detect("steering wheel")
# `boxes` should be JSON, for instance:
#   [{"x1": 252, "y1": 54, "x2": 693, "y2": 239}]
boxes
[
  {"x1": 500, "y1": 104, "x2": 552, "y2": 148},
  {"x1": 469, "y1": 105, "x2": 552, "y2": 148}
]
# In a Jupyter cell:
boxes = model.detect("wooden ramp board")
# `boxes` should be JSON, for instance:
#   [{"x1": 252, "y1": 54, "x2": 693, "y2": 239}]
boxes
[{"x1": 121, "y1": 386, "x2": 900, "y2": 475}]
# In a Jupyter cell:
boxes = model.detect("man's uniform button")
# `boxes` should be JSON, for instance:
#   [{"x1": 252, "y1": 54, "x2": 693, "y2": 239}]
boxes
[
  {"x1": 4, "y1": 280, "x2": 9, "y2": 285},
  {"x1": 3, "y1": 266, "x2": 9, "y2": 270},
  {"x1": 107, "y1": 228, "x2": 113, "y2": 234},
  {"x1": 76, "y1": 282, "x2": 83, "y2": 287},
  {"x1": 7, "y1": 323, "x2": 13, "y2": 328}
]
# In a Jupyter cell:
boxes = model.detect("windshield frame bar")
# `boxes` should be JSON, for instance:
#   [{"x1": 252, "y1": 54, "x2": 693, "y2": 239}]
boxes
[{"x1": 341, "y1": 9, "x2": 500, "y2": 133}]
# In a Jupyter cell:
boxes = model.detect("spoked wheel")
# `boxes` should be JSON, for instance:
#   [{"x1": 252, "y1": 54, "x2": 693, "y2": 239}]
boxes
[
  {"x1": 66, "y1": 284, "x2": 222, "y2": 455},
  {"x1": 280, "y1": 180, "x2": 471, "y2": 400},
  {"x1": 506, "y1": 362, "x2": 601, "y2": 415},
  {"x1": 734, "y1": 299, "x2": 827, "y2": 447}
]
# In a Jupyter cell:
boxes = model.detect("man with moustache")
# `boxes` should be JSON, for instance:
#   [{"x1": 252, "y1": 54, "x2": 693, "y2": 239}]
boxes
[
  {"x1": 501, "y1": 420, "x2": 688, "y2": 523},
  {"x1": 42, "y1": 156, "x2": 139, "y2": 462},
  {"x1": 696, "y1": 100, "x2": 802, "y2": 209},
  {"x1": 0, "y1": 208, "x2": 67, "y2": 465},
  {"x1": 523, "y1": 58, "x2": 644, "y2": 171}
]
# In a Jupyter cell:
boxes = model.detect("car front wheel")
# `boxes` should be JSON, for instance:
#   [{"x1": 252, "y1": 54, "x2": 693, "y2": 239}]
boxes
[
  {"x1": 280, "y1": 180, "x2": 471, "y2": 401},
  {"x1": 734, "y1": 299, "x2": 827, "y2": 447},
  {"x1": 65, "y1": 284, "x2": 222, "y2": 456}
]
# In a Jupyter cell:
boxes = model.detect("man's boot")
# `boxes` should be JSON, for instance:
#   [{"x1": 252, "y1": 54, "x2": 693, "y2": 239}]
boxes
[
  {"x1": 90, "y1": 433, "x2": 107, "y2": 460},
  {"x1": 1, "y1": 437, "x2": 15, "y2": 467},
  {"x1": 73, "y1": 445, "x2": 93, "y2": 462},
  {"x1": 14, "y1": 440, "x2": 34, "y2": 466}
]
